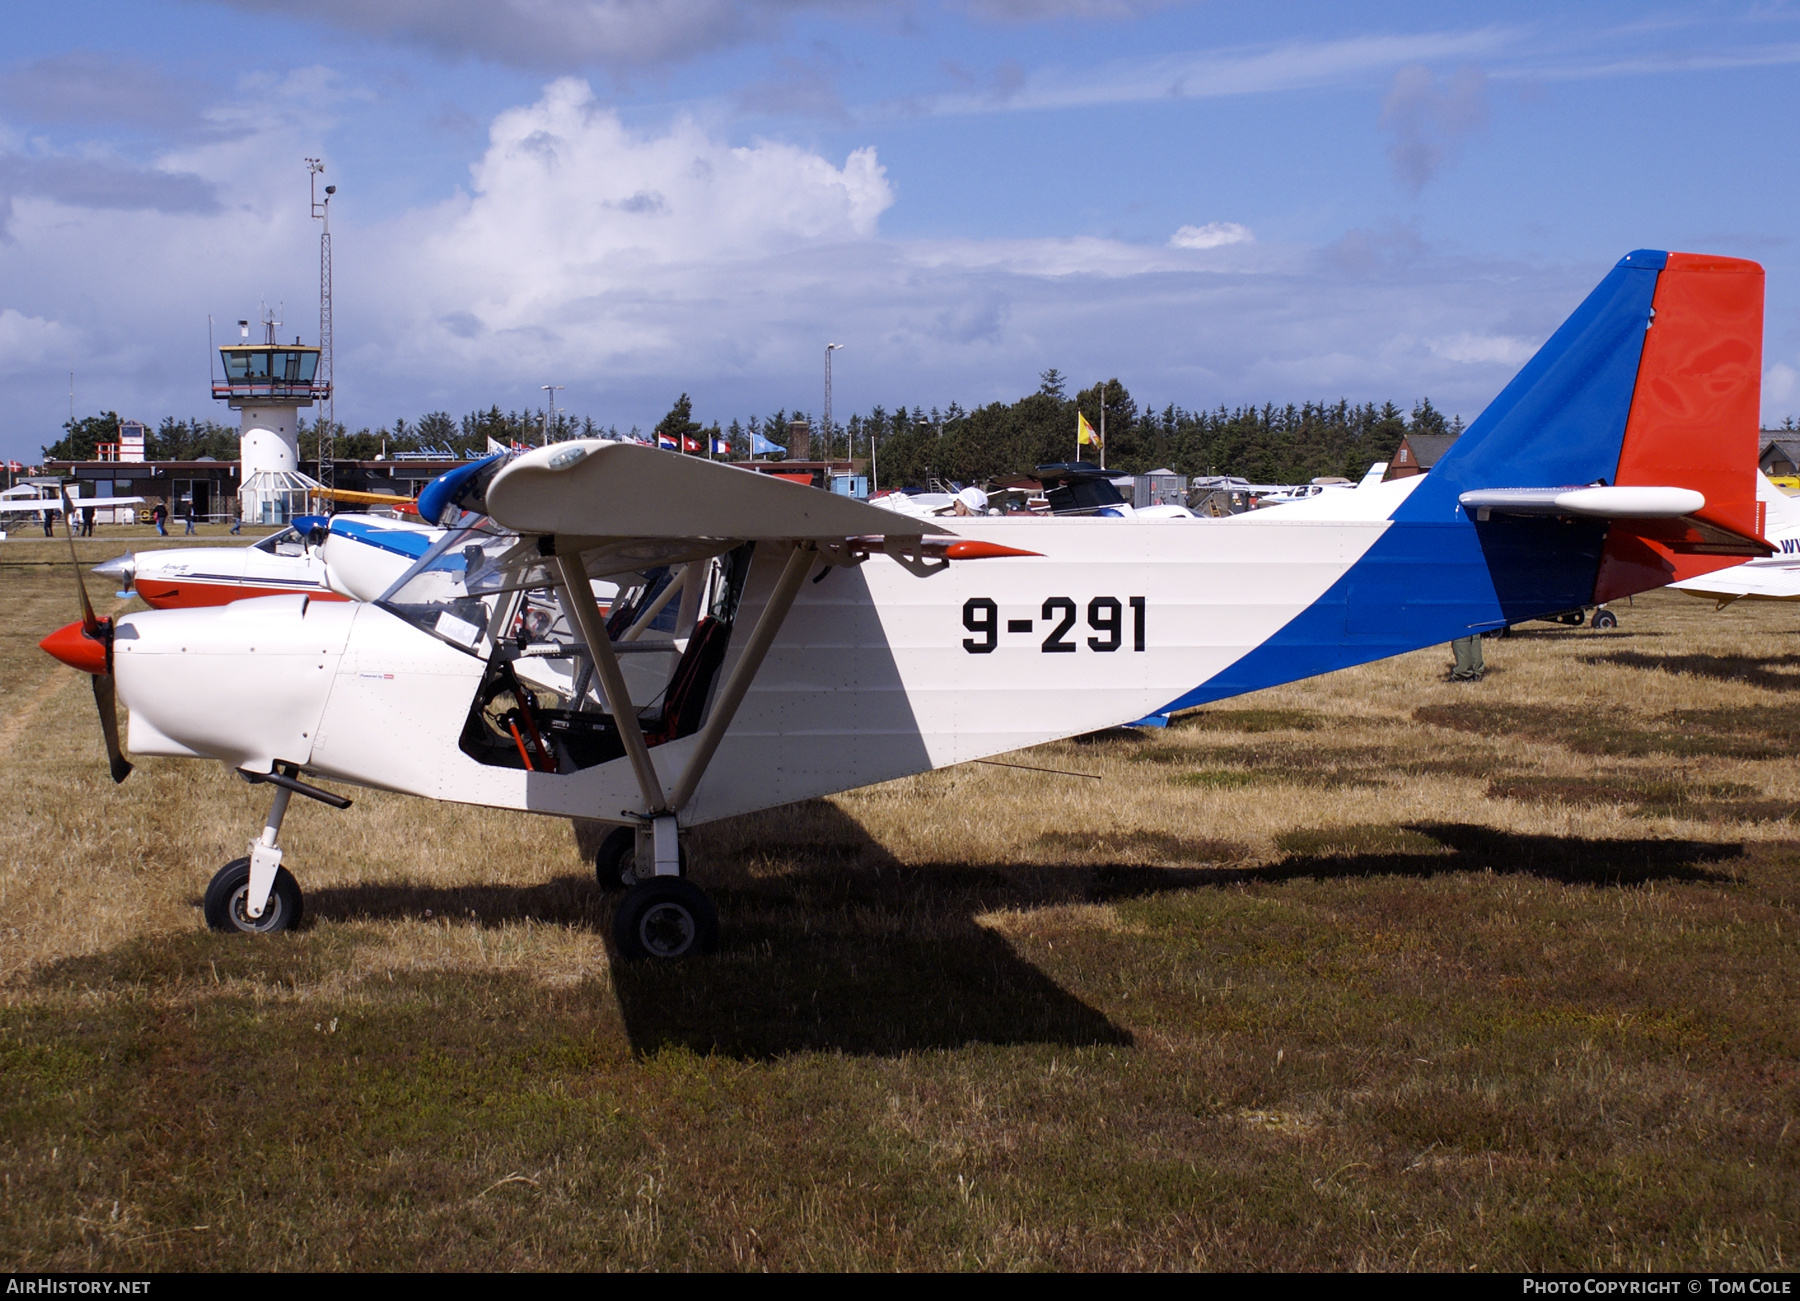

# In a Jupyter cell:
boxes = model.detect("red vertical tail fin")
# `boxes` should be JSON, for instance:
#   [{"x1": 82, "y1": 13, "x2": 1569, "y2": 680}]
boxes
[{"x1": 1595, "y1": 253, "x2": 1768, "y2": 602}]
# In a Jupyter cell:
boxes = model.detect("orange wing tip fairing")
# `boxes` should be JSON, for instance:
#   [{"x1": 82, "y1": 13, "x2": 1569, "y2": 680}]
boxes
[
  {"x1": 940, "y1": 540, "x2": 1043, "y2": 561},
  {"x1": 40, "y1": 619, "x2": 110, "y2": 676}
]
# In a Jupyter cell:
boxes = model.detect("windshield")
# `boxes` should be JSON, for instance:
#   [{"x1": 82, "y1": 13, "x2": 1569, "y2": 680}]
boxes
[
  {"x1": 376, "y1": 518, "x2": 532, "y2": 656},
  {"x1": 252, "y1": 526, "x2": 301, "y2": 555}
]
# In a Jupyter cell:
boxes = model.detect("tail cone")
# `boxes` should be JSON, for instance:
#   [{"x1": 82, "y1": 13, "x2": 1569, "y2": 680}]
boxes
[{"x1": 40, "y1": 619, "x2": 109, "y2": 675}]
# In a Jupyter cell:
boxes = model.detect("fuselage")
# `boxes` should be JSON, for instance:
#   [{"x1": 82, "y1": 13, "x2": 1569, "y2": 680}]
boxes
[
  {"x1": 99, "y1": 516, "x2": 438, "y2": 609},
  {"x1": 112, "y1": 480, "x2": 1443, "y2": 828}
]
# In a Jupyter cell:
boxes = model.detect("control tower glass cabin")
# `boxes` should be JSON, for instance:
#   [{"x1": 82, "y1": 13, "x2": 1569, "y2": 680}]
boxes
[{"x1": 214, "y1": 326, "x2": 329, "y2": 525}]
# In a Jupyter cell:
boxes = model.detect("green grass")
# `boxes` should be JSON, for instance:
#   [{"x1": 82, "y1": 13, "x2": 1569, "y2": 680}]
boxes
[{"x1": 3, "y1": 574, "x2": 1799, "y2": 1269}]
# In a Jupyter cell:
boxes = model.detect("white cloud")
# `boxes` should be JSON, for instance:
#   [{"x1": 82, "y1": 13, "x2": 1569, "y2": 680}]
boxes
[
  {"x1": 0, "y1": 309, "x2": 78, "y2": 375},
  {"x1": 380, "y1": 78, "x2": 893, "y2": 376},
  {"x1": 885, "y1": 28, "x2": 1517, "y2": 118},
  {"x1": 955, "y1": 0, "x2": 1179, "y2": 20},
  {"x1": 1429, "y1": 331, "x2": 1535, "y2": 366},
  {"x1": 208, "y1": 0, "x2": 822, "y2": 72},
  {"x1": 1169, "y1": 221, "x2": 1251, "y2": 251},
  {"x1": 0, "y1": 74, "x2": 1620, "y2": 458}
]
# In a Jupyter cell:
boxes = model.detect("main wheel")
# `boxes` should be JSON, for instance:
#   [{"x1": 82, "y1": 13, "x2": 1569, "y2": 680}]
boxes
[
  {"x1": 612, "y1": 877, "x2": 718, "y2": 960},
  {"x1": 203, "y1": 857, "x2": 304, "y2": 934},
  {"x1": 1592, "y1": 609, "x2": 1619, "y2": 630},
  {"x1": 594, "y1": 826, "x2": 638, "y2": 892}
]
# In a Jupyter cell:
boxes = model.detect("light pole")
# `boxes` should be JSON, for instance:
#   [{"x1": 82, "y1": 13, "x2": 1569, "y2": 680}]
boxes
[
  {"x1": 824, "y1": 343, "x2": 843, "y2": 460},
  {"x1": 540, "y1": 384, "x2": 564, "y2": 446},
  {"x1": 308, "y1": 160, "x2": 335, "y2": 489}
]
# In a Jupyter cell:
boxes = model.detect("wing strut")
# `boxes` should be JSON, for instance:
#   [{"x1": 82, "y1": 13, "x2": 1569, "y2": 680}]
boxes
[
  {"x1": 556, "y1": 553, "x2": 669, "y2": 814},
  {"x1": 666, "y1": 541, "x2": 815, "y2": 812},
  {"x1": 556, "y1": 542, "x2": 817, "y2": 819}
]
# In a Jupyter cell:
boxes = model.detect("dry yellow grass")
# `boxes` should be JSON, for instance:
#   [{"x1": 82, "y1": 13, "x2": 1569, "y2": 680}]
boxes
[{"x1": 2, "y1": 545, "x2": 1798, "y2": 1270}]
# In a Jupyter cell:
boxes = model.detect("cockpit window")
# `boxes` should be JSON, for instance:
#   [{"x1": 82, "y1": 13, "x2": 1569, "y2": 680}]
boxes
[
  {"x1": 252, "y1": 526, "x2": 302, "y2": 556},
  {"x1": 376, "y1": 518, "x2": 530, "y2": 656}
]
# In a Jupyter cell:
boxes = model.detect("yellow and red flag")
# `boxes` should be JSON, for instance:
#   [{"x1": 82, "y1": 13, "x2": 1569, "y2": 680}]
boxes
[{"x1": 1077, "y1": 412, "x2": 1102, "y2": 446}]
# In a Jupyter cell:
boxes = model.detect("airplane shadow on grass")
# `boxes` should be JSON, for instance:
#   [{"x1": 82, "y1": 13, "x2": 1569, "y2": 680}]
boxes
[
  {"x1": 302, "y1": 807, "x2": 1748, "y2": 1060},
  {"x1": 1582, "y1": 650, "x2": 1800, "y2": 693}
]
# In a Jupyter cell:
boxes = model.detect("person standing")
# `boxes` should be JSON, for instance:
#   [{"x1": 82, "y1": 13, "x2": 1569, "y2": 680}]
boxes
[
  {"x1": 41, "y1": 508, "x2": 55, "y2": 538},
  {"x1": 183, "y1": 509, "x2": 196, "y2": 536},
  {"x1": 152, "y1": 502, "x2": 167, "y2": 536},
  {"x1": 230, "y1": 509, "x2": 242, "y2": 536},
  {"x1": 81, "y1": 507, "x2": 95, "y2": 537},
  {"x1": 1449, "y1": 633, "x2": 1486, "y2": 682}
]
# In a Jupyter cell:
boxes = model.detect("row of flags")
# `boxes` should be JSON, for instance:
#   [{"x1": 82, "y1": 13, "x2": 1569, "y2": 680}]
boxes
[
  {"x1": 657, "y1": 433, "x2": 732, "y2": 455},
  {"x1": 487, "y1": 432, "x2": 785, "y2": 458}
]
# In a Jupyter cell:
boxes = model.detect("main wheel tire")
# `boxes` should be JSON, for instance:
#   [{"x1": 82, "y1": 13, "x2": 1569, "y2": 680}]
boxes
[
  {"x1": 203, "y1": 857, "x2": 303, "y2": 934},
  {"x1": 594, "y1": 826, "x2": 638, "y2": 892},
  {"x1": 1592, "y1": 609, "x2": 1619, "y2": 630},
  {"x1": 612, "y1": 877, "x2": 718, "y2": 960}
]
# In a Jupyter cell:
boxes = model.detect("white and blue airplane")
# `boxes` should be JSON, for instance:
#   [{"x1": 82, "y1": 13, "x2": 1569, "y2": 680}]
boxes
[
  {"x1": 94, "y1": 512, "x2": 440, "y2": 608},
  {"x1": 40, "y1": 249, "x2": 1770, "y2": 959}
]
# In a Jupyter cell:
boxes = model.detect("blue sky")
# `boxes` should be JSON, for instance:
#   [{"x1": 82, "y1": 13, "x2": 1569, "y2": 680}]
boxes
[{"x1": 1, "y1": 0, "x2": 1797, "y2": 459}]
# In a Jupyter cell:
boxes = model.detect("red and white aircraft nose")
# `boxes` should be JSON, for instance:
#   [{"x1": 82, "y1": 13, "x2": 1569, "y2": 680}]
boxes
[{"x1": 40, "y1": 620, "x2": 108, "y2": 675}]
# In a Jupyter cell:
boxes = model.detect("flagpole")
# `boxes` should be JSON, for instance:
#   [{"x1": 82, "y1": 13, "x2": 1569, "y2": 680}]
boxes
[{"x1": 1099, "y1": 381, "x2": 1106, "y2": 472}]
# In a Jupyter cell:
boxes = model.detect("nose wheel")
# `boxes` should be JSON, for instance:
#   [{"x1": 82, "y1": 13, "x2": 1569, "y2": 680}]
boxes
[
  {"x1": 612, "y1": 877, "x2": 718, "y2": 960},
  {"x1": 204, "y1": 857, "x2": 304, "y2": 934}
]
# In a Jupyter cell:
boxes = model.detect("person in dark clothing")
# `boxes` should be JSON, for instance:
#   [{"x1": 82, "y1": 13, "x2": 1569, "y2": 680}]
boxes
[
  {"x1": 41, "y1": 509, "x2": 55, "y2": 537},
  {"x1": 81, "y1": 507, "x2": 95, "y2": 537},
  {"x1": 152, "y1": 503, "x2": 167, "y2": 536}
]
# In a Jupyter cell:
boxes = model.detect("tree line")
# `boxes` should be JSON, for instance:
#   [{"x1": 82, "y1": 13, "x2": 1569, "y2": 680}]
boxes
[{"x1": 42, "y1": 370, "x2": 1470, "y2": 487}]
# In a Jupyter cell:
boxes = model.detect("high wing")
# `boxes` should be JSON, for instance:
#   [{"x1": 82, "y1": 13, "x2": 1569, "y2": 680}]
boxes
[
  {"x1": 471, "y1": 440, "x2": 1005, "y2": 576},
  {"x1": 483, "y1": 440, "x2": 952, "y2": 543}
]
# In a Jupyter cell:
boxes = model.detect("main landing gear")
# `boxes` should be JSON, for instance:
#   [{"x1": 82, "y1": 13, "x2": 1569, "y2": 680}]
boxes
[{"x1": 595, "y1": 817, "x2": 716, "y2": 960}]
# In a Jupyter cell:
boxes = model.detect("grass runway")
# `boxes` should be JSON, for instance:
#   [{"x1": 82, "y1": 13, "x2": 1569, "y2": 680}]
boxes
[{"x1": 1, "y1": 534, "x2": 1797, "y2": 1269}]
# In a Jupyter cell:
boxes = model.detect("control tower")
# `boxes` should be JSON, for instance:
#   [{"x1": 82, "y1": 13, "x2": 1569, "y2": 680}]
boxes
[{"x1": 214, "y1": 312, "x2": 329, "y2": 524}]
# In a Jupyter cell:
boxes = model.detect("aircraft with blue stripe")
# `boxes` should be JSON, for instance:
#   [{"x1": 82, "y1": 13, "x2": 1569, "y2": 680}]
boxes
[
  {"x1": 41, "y1": 250, "x2": 1772, "y2": 958},
  {"x1": 95, "y1": 510, "x2": 442, "y2": 608}
]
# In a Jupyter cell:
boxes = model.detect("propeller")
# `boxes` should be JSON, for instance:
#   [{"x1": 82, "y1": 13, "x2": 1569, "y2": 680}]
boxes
[{"x1": 37, "y1": 487, "x2": 132, "y2": 783}]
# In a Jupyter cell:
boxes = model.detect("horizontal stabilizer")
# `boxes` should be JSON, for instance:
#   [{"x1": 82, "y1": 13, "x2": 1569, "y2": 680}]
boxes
[{"x1": 1459, "y1": 485, "x2": 1705, "y2": 519}]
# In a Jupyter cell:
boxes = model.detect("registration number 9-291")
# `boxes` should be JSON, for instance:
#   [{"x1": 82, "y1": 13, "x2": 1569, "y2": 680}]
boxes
[{"x1": 962, "y1": 597, "x2": 1146, "y2": 654}]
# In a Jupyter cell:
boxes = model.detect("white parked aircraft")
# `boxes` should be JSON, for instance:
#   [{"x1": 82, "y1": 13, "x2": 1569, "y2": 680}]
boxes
[
  {"x1": 0, "y1": 485, "x2": 144, "y2": 529},
  {"x1": 39, "y1": 250, "x2": 1772, "y2": 961},
  {"x1": 1669, "y1": 472, "x2": 1800, "y2": 606},
  {"x1": 94, "y1": 513, "x2": 440, "y2": 607}
]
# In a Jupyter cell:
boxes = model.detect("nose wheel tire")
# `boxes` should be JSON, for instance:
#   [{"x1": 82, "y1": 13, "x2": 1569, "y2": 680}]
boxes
[
  {"x1": 612, "y1": 877, "x2": 718, "y2": 960},
  {"x1": 203, "y1": 857, "x2": 304, "y2": 934},
  {"x1": 1592, "y1": 609, "x2": 1619, "y2": 630}
]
